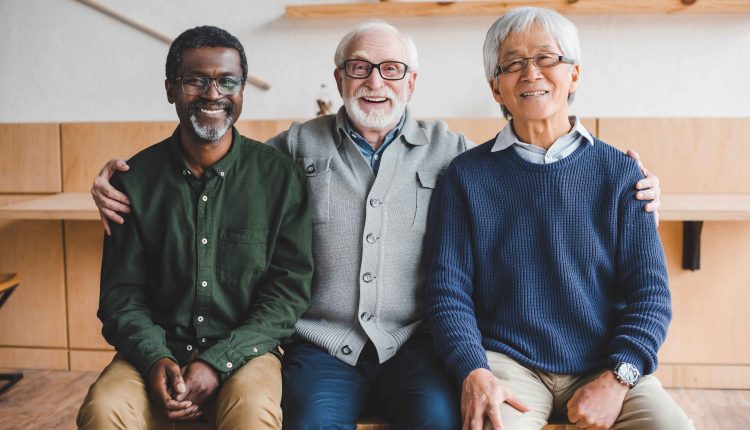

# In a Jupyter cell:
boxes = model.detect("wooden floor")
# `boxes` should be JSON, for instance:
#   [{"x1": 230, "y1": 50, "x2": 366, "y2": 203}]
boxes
[{"x1": 1, "y1": 369, "x2": 749, "y2": 429}]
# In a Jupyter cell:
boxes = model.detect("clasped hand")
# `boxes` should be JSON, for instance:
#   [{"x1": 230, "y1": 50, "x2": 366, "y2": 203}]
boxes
[{"x1": 147, "y1": 358, "x2": 221, "y2": 421}]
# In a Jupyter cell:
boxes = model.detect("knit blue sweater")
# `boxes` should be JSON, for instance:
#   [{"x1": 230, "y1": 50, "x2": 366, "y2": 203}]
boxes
[{"x1": 426, "y1": 138, "x2": 671, "y2": 383}]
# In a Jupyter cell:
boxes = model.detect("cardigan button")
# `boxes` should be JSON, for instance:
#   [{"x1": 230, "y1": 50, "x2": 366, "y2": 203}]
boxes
[
  {"x1": 366, "y1": 233, "x2": 378, "y2": 244},
  {"x1": 362, "y1": 272, "x2": 374, "y2": 283},
  {"x1": 369, "y1": 198, "x2": 381, "y2": 207},
  {"x1": 341, "y1": 345, "x2": 352, "y2": 355}
]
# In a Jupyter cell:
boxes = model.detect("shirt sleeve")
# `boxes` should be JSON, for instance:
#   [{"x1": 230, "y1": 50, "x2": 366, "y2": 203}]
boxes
[
  {"x1": 608, "y1": 161, "x2": 672, "y2": 376},
  {"x1": 425, "y1": 161, "x2": 490, "y2": 384},
  {"x1": 198, "y1": 163, "x2": 314, "y2": 377},
  {"x1": 98, "y1": 173, "x2": 176, "y2": 378}
]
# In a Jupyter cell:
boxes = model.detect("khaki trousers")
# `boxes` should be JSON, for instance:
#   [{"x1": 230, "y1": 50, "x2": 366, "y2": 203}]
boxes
[
  {"x1": 485, "y1": 351, "x2": 693, "y2": 430},
  {"x1": 77, "y1": 353, "x2": 282, "y2": 430}
]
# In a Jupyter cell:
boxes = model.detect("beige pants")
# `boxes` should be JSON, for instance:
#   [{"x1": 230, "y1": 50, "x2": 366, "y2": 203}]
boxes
[
  {"x1": 77, "y1": 353, "x2": 282, "y2": 430},
  {"x1": 485, "y1": 351, "x2": 693, "y2": 430}
]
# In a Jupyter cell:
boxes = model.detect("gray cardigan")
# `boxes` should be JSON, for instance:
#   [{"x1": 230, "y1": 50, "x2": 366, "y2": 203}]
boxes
[{"x1": 267, "y1": 107, "x2": 472, "y2": 365}]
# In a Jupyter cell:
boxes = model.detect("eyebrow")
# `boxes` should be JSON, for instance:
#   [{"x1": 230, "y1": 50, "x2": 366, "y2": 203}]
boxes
[{"x1": 500, "y1": 44, "x2": 558, "y2": 61}]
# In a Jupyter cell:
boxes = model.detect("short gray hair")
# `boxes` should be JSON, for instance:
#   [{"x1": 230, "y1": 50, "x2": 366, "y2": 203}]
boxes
[
  {"x1": 334, "y1": 20, "x2": 419, "y2": 72},
  {"x1": 483, "y1": 7, "x2": 581, "y2": 118}
]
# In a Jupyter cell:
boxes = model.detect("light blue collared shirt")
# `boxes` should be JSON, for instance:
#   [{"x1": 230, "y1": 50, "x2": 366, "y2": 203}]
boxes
[
  {"x1": 491, "y1": 116, "x2": 594, "y2": 164},
  {"x1": 344, "y1": 113, "x2": 406, "y2": 175}
]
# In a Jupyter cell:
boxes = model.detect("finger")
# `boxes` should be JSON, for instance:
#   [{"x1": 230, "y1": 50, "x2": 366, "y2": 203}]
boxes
[
  {"x1": 164, "y1": 398, "x2": 192, "y2": 410},
  {"x1": 636, "y1": 189, "x2": 656, "y2": 201},
  {"x1": 626, "y1": 149, "x2": 641, "y2": 161},
  {"x1": 164, "y1": 362, "x2": 187, "y2": 396},
  {"x1": 100, "y1": 216, "x2": 111, "y2": 236},
  {"x1": 487, "y1": 403, "x2": 504, "y2": 430},
  {"x1": 166, "y1": 404, "x2": 200, "y2": 421},
  {"x1": 504, "y1": 394, "x2": 530, "y2": 414},
  {"x1": 103, "y1": 187, "x2": 132, "y2": 208},
  {"x1": 100, "y1": 207, "x2": 125, "y2": 225},
  {"x1": 114, "y1": 159, "x2": 130, "y2": 173},
  {"x1": 100, "y1": 196, "x2": 132, "y2": 214},
  {"x1": 636, "y1": 176, "x2": 653, "y2": 191}
]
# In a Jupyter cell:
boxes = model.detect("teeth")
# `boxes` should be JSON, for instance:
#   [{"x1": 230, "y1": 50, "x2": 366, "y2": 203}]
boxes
[
  {"x1": 363, "y1": 97, "x2": 387, "y2": 102},
  {"x1": 521, "y1": 91, "x2": 548, "y2": 97},
  {"x1": 200, "y1": 108, "x2": 223, "y2": 114}
]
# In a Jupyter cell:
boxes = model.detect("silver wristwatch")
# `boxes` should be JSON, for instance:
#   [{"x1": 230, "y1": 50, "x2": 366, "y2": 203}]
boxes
[{"x1": 613, "y1": 362, "x2": 640, "y2": 388}]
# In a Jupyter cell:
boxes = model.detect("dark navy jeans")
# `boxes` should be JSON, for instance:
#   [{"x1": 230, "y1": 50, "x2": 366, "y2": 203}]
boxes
[{"x1": 281, "y1": 331, "x2": 460, "y2": 430}]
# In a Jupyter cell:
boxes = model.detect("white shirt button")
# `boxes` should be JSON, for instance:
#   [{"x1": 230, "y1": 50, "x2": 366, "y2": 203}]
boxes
[
  {"x1": 197, "y1": 316, "x2": 204, "y2": 322},
  {"x1": 186, "y1": 344, "x2": 193, "y2": 351},
  {"x1": 226, "y1": 362, "x2": 233, "y2": 369},
  {"x1": 374, "y1": 154, "x2": 379, "y2": 160},
  {"x1": 201, "y1": 281, "x2": 208, "y2": 287},
  {"x1": 253, "y1": 347, "x2": 258, "y2": 353},
  {"x1": 201, "y1": 238, "x2": 208, "y2": 245},
  {"x1": 201, "y1": 337, "x2": 207, "y2": 343},
  {"x1": 220, "y1": 171, "x2": 225, "y2": 177},
  {"x1": 202, "y1": 195, "x2": 208, "y2": 202}
]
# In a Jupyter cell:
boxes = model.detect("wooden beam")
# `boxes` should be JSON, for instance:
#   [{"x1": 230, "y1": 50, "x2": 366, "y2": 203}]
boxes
[{"x1": 286, "y1": 0, "x2": 750, "y2": 19}]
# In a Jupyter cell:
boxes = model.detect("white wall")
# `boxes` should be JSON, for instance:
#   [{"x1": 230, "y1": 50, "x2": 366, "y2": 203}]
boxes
[{"x1": 1, "y1": 0, "x2": 749, "y2": 123}]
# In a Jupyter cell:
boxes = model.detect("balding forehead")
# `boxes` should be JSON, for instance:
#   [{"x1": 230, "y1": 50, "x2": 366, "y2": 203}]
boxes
[{"x1": 346, "y1": 30, "x2": 409, "y2": 62}]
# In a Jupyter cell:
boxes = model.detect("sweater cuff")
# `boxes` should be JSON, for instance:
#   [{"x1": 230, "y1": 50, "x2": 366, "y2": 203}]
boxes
[
  {"x1": 608, "y1": 345, "x2": 651, "y2": 376},
  {"x1": 450, "y1": 344, "x2": 490, "y2": 384}
]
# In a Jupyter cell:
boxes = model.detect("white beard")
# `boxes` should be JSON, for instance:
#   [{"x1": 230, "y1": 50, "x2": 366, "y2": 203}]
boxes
[
  {"x1": 344, "y1": 86, "x2": 407, "y2": 131},
  {"x1": 189, "y1": 113, "x2": 233, "y2": 142}
]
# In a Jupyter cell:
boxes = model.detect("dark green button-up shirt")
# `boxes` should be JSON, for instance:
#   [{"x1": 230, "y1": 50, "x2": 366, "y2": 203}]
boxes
[{"x1": 99, "y1": 127, "x2": 313, "y2": 380}]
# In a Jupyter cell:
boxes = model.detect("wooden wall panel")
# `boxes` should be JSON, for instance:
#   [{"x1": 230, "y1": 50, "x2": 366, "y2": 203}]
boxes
[
  {"x1": 0, "y1": 196, "x2": 67, "y2": 348},
  {"x1": 0, "y1": 347, "x2": 68, "y2": 370},
  {"x1": 599, "y1": 118, "x2": 750, "y2": 193},
  {"x1": 235, "y1": 119, "x2": 298, "y2": 142},
  {"x1": 65, "y1": 221, "x2": 111, "y2": 350},
  {"x1": 60, "y1": 122, "x2": 177, "y2": 192},
  {"x1": 0, "y1": 123, "x2": 61, "y2": 193},
  {"x1": 658, "y1": 221, "x2": 750, "y2": 365},
  {"x1": 69, "y1": 350, "x2": 115, "y2": 372}
]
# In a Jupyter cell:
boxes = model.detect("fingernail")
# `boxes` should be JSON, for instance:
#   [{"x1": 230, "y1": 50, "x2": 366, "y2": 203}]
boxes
[{"x1": 637, "y1": 192, "x2": 643, "y2": 199}]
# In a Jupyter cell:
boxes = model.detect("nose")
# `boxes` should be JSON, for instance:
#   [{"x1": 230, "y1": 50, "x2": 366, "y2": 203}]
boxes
[
  {"x1": 520, "y1": 61, "x2": 543, "y2": 81},
  {"x1": 364, "y1": 67, "x2": 385, "y2": 88},
  {"x1": 203, "y1": 78, "x2": 223, "y2": 100}
]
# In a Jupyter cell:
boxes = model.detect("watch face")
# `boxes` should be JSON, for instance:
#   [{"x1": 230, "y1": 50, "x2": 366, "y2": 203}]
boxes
[{"x1": 616, "y1": 362, "x2": 640, "y2": 386}]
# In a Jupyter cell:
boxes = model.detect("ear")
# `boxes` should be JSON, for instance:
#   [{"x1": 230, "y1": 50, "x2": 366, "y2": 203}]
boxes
[
  {"x1": 334, "y1": 68, "x2": 344, "y2": 97},
  {"x1": 165, "y1": 79, "x2": 176, "y2": 104},
  {"x1": 406, "y1": 70, "x2": 418, "y2": 102},
  {"x1": 489, "y1": 78, "x2": 504, "y2": 105},
  {"x1": 568, "y1": 63, "x2": 580, "y2": 95}
]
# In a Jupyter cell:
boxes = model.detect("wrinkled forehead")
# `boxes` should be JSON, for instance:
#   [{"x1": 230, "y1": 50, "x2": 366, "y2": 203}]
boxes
[
  {"x1": 346, "y1": 29, "x2": 409, "y2": 63},
  {"x1": 499, "y1": 24, "x2": 560, "y2": 60}
]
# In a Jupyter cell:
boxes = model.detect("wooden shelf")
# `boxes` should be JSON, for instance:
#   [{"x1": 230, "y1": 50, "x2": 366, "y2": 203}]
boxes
[
  {"x1": 0, "y1": 193, "x2": 98, "y2": 221},
  {"x1": 1, "y1": 193, "x2": 749, "y2": 222},
  {"x1": 660, "y1": 194, "x2": 750, "y2": 221},
  {"x1": 285, "y1": 1, "x2": 750, "y2": 19}
]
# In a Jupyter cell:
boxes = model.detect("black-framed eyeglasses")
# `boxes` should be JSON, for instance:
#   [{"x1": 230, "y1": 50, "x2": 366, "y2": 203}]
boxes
[
  {"x1": 340, "y1": 59, "x2": 409, "y2": 80},
  {"x1": 176, "y1": 75, "x2": 245, "y2": 96},
  {"x1": 496, "y1": 54, "x2": 574, "y2": 75}
]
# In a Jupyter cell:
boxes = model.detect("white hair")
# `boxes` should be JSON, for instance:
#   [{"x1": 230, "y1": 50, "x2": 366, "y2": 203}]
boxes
[
  {"x1": 334, "y1": 20, "x2": 419, "y2": 72},
  {"x1": 483, "y1": 7, "x2": 581, "y2": 118}
]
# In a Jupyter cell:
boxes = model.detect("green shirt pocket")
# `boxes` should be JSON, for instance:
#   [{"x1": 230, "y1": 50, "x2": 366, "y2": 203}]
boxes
[{"x1": 217, "y1": 228, "x2": 268, "y2": 288}]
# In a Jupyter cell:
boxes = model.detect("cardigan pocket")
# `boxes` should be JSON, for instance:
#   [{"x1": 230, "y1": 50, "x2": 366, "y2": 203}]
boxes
[
  {"x1": 217, "y1": 228, "x2": 268, "y2": 288},
  {"x1": 297, "y1": 156, "x2": 332, "y2": 224},
  {"x1": 411, "y1": 169, "x2": 439, "y2": 234}
]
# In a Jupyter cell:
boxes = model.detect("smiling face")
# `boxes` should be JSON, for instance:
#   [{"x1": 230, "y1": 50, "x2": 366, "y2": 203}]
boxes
[
  {"x1": 166, "y1": 47, "x2": 244, "y2": 144},
  {"x1": 490, "y1": 24, "x2": 579, "y2": 127},
  {"x1": 335, "y1": 28, "x2": 417, "y2": 132}
]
